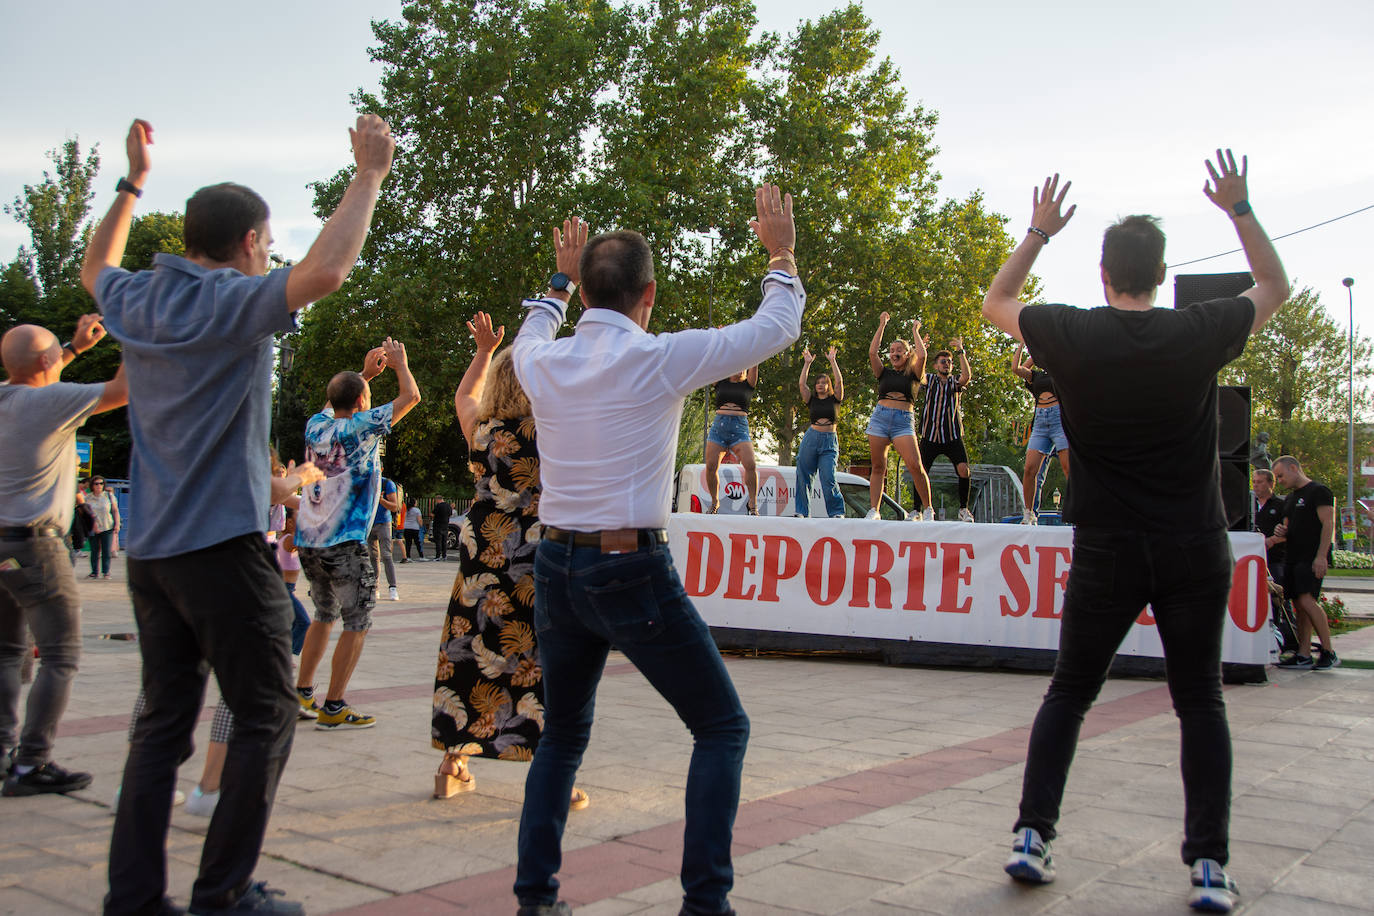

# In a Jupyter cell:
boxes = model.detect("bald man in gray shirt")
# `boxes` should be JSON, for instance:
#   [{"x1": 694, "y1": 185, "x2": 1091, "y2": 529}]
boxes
[{"x1": 0, "y1": 315, "x2": 126, "y2": 796}]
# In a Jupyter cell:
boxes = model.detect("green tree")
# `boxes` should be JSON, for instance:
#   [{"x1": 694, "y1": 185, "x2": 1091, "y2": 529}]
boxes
[
  {"x1": 121, "y1": 211, "x2": 185, "y2": 270},
  {"x1": 1222, "y1": 286, "x2": 1374, "y2": 497},
  {"x1": 5, "y1": 139, "x2": 100, "y2": 295}
]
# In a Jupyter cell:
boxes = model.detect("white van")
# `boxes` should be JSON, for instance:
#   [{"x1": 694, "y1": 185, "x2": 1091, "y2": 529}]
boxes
[{"x1": 672, "y1": 463, "x2": 906, "y2": 519}]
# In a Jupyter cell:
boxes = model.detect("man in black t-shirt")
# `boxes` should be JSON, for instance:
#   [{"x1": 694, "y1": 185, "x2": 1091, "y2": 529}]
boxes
[
  {"x1": 1251, "y1": 468, "x2": 1287, "y2": 584},
  {"x1": 981, "y1": 151, "x2": 1289, "y2": 914},
  {"x1": 1272, "y1": 456, "x2": 1337, "y2": 669},
  {"x1": 430, "y1": 498, "x2": 453, "y2": 561}
]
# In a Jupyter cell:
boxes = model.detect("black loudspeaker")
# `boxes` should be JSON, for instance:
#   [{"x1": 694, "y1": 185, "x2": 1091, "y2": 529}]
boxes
[
  {"x1": 1174, "y1": 271, "x2": 1253, "y2": 309},
  {"x1": 1218, "y1": 385, "x2": 1252, "y2": 531}
]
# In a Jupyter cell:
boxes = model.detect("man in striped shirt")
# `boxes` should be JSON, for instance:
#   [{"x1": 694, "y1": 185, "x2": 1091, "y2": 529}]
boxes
[{"x1": 915, "y1": 338, "x2": 974, "y2": 522}]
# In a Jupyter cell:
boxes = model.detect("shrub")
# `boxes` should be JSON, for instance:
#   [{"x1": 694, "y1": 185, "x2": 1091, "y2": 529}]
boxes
[
  {"x1": 1324, "y1": 549, "x2": 1368, "y2": 568},
  {"x1": 1318, "y1": 594, "x2": 1347, "y2": 627}
]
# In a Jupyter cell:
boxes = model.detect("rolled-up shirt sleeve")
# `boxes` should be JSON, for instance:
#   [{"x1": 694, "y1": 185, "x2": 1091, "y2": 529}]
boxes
[
  {"x1": 512, "y1": 297, "x2": 566, "y2": 392},
  {"x1": 662, "y1": 271, "x2": 805, "y2": 396}
]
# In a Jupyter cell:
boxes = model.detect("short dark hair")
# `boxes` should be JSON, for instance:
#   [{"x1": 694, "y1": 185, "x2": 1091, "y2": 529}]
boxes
[
  {"x1": 933, "y1": 350, "x2": 952, "y2": 361},
  {"x1": 184, "y1": 182, "x2": 269, "y2": 262},
  {"x1": 326, "y1": 371, "x2": 366, "y2": 409},
  {"x1": 1100, "y1": 215, "x2": 1165, "y2": 296},
  {"x1": 579, "y1": 231, "x2": 654, "y2": 315}
]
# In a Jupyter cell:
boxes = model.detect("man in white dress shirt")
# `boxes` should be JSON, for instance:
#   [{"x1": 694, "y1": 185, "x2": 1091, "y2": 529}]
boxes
[{"x1": 509, "y1": 186, "x2": 803, "y2": 916}]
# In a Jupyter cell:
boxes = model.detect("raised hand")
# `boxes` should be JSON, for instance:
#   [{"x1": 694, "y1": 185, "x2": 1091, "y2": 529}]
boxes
[
  {"x1": 551, "y1": 217, "x2": 588, "y2": 283},
  {"x1": 350, "y1": 114, "x2": 395, "y2": 179},
  {"x1": 466, "y1": 311, "x2": 506, "y2": 353},
  {"x1": 1203, "y1": 149, "x2": 1249, "y2": 214},
  {"x1": 381, "y1": 336, "x2": 408, "y2": 369},
  {"x1": 285, "y1": 459, "x2": 326, "y2": 488},
  {"x1": 126, "y1": 120, "x2": 153, "y2": 183},
  {"x1": 71, "y1": 313, "x2": 106, "y2": 353},
  {"x1": 912, "y1": 318, "x2": 922, "y2": 338},
  {"x1": 749, "y1": 183, "x2": 796, "y2": 259},
  {"x1": 1031, "y1": 174, "x2": 1076, "y2": 238},
  {"x1": 360, "y1": 346, "x2": 387, "y2": 381},
  {"x1": 949, "y1": 337, "x2": 963, "y2": 350},
  {"x1": 826, "y1": 345, "x2": 838, "y2": 362},
  {"x1": 879, "y1": 311, "x2": 890, "y2": 325}
]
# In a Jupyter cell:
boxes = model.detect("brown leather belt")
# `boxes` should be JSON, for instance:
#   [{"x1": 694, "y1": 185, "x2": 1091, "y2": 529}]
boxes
[
  {"x1": 0, "y1": 526, "x2": 63, "y2": 539},
  {"x1": 544, "y1": 526, "x2": 668, "y2": 554}
]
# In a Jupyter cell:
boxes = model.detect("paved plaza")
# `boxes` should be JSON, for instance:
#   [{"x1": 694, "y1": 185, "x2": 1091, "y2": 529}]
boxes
[{"x1": 3, "y1": 554, "x2": 1374, "y2": 915}]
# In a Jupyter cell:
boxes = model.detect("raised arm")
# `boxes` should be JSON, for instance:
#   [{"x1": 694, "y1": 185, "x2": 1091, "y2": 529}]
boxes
[
  {"x1": 382, "y1": 337, "x2": 421, "y2": 423},
  {"x1": 1202, "y1": 149, "x2": 1290, "y2": 334},
  {"x1": 455, "y1": 312, "x2": 505, "y2": 443},
  {"x1": 284, "y1": 116, "x2": 396, "y2": 311},
  {"x1": 745, "y1": 365, "x2": 759, "y2": 387},
  {"x1": 909, "y1": 319, "x2": 927, "y2": 378},
  {"x1": 827, "y1": 345, "x2": 844, "y2": 402},
  {"x1": 952, "y1": 336, "x2": 972, "y2": 386},
  {"x1": 798, "y1": 348, "x2": 814, "y2": 401},
  {"x1": 868, "y1": 312, "x2": 889, "y2": 377},
  {"x1": 81, "y1": 120, "x2": 153, "y2": 296},
  {"x1": 1010, "y1": 342, "x2": 1033, "y2": 381},
  {"x1": 983, "y1": 174, "x2": 1076, "y2": 342}
]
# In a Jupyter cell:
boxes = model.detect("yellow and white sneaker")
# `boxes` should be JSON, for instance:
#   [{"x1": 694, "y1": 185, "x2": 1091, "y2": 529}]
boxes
[{"x1": 315, "y1": 704, "x2": 377, "y2": 730}]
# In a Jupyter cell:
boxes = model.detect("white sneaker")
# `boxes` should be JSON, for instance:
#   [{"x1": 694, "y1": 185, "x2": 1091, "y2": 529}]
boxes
[
  {"x1": 921, "y1": 507, "x2": 935, "y2": 522},
  {"x1": 864, "y1": 508, "x2": 880, "y2": 520},
  {"x1": 1021, "y1": 510, "x2": 1038, "y2": 525},
  {"x1": 1188, "y1": 858, "x2": 1239, "y2": 912},
  {"x1": 958, "y1": 508, "x2": 975, "y2": 523},
  {"x1": 184, "y1": 786, "x2": 220, "y2": 817},
  {"x1": 388, "y1": 586, "x2": 400, "y2": 601}
]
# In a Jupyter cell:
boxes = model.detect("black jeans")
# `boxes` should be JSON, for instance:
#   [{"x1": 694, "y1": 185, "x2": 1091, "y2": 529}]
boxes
[
  {"x1": 402, "y1": 529, "x2": 424, "y2": 558},
  {"x1": 105, "y1": 534, "x2": 296, "y2": 915},
  {"x1": 1015, "y1": 527, "x2": 1235, "y2": 866}
]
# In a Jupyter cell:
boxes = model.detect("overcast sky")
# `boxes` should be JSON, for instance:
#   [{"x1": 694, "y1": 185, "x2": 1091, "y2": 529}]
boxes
[{"x1": 4, "y1": 0, "x2": 1371, "y2": 334}]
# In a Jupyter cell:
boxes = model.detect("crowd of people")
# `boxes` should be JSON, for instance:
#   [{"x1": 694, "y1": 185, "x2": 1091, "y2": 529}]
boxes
[{"x1": 0, "y1": 111, "x2": 1331, "y2": 916}]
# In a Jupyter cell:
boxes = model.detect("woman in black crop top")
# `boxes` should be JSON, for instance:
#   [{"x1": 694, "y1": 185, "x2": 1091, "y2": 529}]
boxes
[
  {"x1": 1011, "y1": 342, "x2": 1070, "y2": 524},
  {"x1": 863, "y1": 311, "x2": 934, "y2": 520},
  {"x1": 705, "y1": 366, "x2": 760, "y2": 513},
  {"x1": 795, "y1": 346, "x2": 846, "y2": 517}
]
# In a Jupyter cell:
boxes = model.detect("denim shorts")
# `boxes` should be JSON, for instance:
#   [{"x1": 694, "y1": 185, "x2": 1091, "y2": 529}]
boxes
[
  {"x1": 1028, "y1": 403, "x2": 1069, "y2": 454},
  {"x1": 865, "y1": 404, "x2": 915, "y2": 440},
  {"x1": 707, "y1": 413, "x2": 750, "y2": 449}
]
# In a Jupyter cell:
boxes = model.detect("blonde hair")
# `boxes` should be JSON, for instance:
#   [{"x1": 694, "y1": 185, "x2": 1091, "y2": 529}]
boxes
[{"x1": 478, "y1": 349, "x2": 532, "y2": 421}]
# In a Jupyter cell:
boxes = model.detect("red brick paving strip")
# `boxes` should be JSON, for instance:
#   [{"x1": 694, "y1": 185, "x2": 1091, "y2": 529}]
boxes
[{"x1": 329, "y1": 683, "x2": 1186, "y2": 914}]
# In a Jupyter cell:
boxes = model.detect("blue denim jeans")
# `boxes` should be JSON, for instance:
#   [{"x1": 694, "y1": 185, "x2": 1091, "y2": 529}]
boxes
[
  {"x1": 1014, "y1": 526, "x2": 1235, "y2": 865},
  {"x1": 517, "y1": 538, "x2": 750, "y2": 913},
  {"x1": 706, "y1": 414, "x2": 750, "y2": 449},
  {"x1": 795, "y1": 428, "x2": 843, "y2": 517}
]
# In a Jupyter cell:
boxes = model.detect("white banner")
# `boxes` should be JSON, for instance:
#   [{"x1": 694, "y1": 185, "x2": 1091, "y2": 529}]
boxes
[{"x1": 666, "y1": 515, "x2": 1271, "y2": 665}]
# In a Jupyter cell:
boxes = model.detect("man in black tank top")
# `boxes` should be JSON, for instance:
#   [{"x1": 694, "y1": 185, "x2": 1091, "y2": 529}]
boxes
[{"x1": 980, "y1": 153, "x2": 1290, "y2": 912}]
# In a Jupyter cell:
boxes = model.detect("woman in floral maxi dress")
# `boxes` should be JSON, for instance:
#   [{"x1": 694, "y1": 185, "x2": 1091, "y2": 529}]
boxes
[{"x1": 431, "y1": 312, "x2": 587, "y2": 809}]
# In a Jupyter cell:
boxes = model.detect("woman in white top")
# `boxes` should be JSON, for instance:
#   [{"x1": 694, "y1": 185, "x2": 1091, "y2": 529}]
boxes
[
  {"x1": 402, "y1": 498, "x2": 425, "y2": 560},
  {"x1": 85, "y1": 476, "x2": 120, "y2": 579}
]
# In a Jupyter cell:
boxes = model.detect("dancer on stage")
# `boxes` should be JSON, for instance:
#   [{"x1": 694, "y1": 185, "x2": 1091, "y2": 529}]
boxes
[
  {"x1": 795, "y1": 346, "x2": 845, "y2": 518},
  {"x1": 864, "y1": 312, "x2": 933, "y2": 520},
  {"x1": 1011, "y1": 343, "x2": 1069, "y2": 524},
  {"x1": 704, "y1": 367, "x2": 759, "y2": 514},
  {"x1": 982, "y1": 151, "x2": 1289, "y2": 914},
  {"x1": 912, "y1": 339, "x2": 975, "y2": 522},
  {"x1": 431, "y1": 311, "x2": 586, "y2": 811}
]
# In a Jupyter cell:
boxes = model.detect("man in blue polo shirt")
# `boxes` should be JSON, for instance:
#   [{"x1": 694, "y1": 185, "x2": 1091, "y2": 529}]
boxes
[{"x1": 82, "y1": 116, "x2": 394, "y2": 916}]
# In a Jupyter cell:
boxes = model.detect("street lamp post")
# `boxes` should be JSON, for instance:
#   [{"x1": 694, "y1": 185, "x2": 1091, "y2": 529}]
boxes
[
  {"x1": 1345, "y1": 277, "x2": 1356, "y2": 531},
  {"x1": 274, "y1": 341, "x2": 296, "y2": 454}
]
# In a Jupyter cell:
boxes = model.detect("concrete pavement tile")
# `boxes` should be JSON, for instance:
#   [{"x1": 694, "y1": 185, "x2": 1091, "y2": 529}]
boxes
[
  {"x1": 1271, "y1": 863, "x2": 1374, "y2": 909},
  {"x1": 0, "y1": 886, "x2": 83, "y2": 915},
  {"x1": 789, "y1": 834, "x2": 958, "y2": 883},
  {"x1": 1231, "y1": 794, "x2": 1358, "y2": 829},
  {"x1": 1235, "y1": 893, "x2": 1370, "y2": 915},
  {"x1": 1044, "y1": 879, "x2": 1183, "y2": 915},
  {"x1": 930, "y1": 800, "x2": 1026, "y2": 830},
  {"x1": 844, "y1": 802, "x2": 937, "y2": 827},
  {"x1": 863, "y1": 816, "x2": 1006, "y2": 857},
  {"x1": 731, "y1": 862, "x2": 896, "y2": 914},
  {"x1": 327, "y1": 894, "x2": 467, "y2": 915},
  {"x1": 574, "y1": 898, "x2": 654, "y2": 916},
  {"x1": 942, "y1": 845, "x2": 1113, "y2": 896},
  {"x1": 835, "y1": 903, "x2": 925, "y2": 915},
  {"x1": 1329, "y1": 817, "x2": 1374, "y2": 846},
  {"x1": 871, "y1": 870, "x2": 1059, "y2": 915},
  {"x1": 1306, "y1": 840, "x2": 1374, "y2": 875},
  {"x1": 616, "y1": 877, "x2": 683, "y2": 904},
  {"x1": 1051, "y1": 829, "x2": 1163, "y2": 867},
  {"x1": 730, "y1": 843, "x2": 811, "y2": 876},
  {"x1": 1228, "y1": 812, "x2": 1339, "y2": 852}
]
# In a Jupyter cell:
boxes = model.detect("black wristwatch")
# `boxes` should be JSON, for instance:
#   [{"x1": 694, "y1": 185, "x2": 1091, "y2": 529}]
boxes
[
  {"x1": 1231, "y1": 200, "x2": 1251, "y2": 218},
  {"x1": 548, "y1": 271, "x2": 576, "y2": 295},
  {"x1": 115, "y1": 177, "x2": 143, "y2": 198},
  {"x1": 62, "y1": 341, "x2": 78, "y2": 356}
]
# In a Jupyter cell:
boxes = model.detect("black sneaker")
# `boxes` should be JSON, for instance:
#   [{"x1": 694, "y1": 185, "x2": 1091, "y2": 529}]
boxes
[
  {"x1": 1313, "y1": 650, "x2": 1341, "y2": 670},
  {"x1": 188, "y1": 882, "x2": 302, "y2": 915},
  {"x1": 1275, "y1": 654, "x2": 1313, "y2": 669},
  {"x1": 2, "y1": 760, "x2": 93, "y2": 796},
  {"x1": 517, "y1": 904, "x2": 571, "y2": 916}
]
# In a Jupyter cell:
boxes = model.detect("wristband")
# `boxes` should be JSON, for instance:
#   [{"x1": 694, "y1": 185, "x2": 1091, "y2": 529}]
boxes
[
  {"x1": 770, "y1": 245, "x2": 796, "y2": 260},
  {"x1": 1027, "y1": 227, "x2": 1050, "y2": 243},
  {"x1": 115, "y1": 177, "x2": 143, "y2": 198},
  {"x1": 1231, "y1": 200, "x2": 1251, "y2": 218},
  {"x1": 62, "y1": 341, "x2": 78, "y2": 355},
  {"x1": 953, "y1": 350, "x2": 965, "y2": 356}
]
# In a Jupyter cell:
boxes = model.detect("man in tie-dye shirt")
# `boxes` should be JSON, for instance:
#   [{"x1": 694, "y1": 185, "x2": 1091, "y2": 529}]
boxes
[{"x1": 295, "y1": 337, "x2": 420, "y2": 729}]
